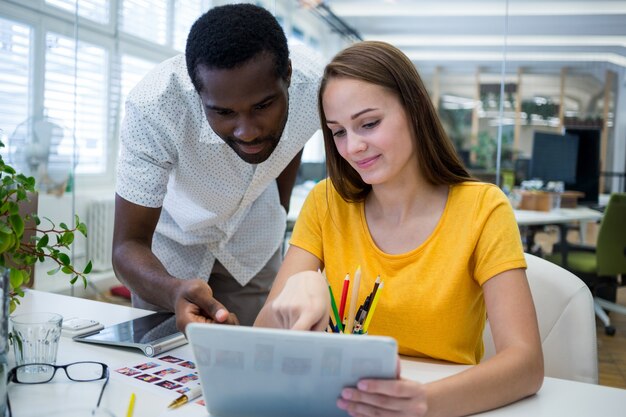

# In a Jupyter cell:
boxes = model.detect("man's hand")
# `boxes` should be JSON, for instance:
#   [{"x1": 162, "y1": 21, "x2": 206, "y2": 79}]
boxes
[{"x1": 174, "y1": 279, "x2": 239, "y2": 333}]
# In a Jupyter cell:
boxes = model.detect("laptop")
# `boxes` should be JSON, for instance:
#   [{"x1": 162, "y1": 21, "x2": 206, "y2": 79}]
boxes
[{"x1": 186, "y1": 323, "x2": 398, "y2": 417}]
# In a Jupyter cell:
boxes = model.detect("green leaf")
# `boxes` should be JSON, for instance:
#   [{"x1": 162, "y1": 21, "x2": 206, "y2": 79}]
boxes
[
  {"x1": 57, "y1": 252, "x2": 71, "y2": 266},
  {"x1": 47, "y1": 266, "x2": 61, "y2": 275},
  {"x1": 37, "y1": 234, "x2": 49, "y2": 250},
  {"x1": 82, "y1": 276, "x2": 88, "y2": 288},
  {"x1": 62, "y1": 231, "x2": 74, "y2": 246},
  {"x1": 0, "y1": 223, "x2": 11, "y2": 234},
  {"x1": 2, "y1": 165, "x2": 15, "y2": 175},
  {"x1": 20, "y1": 269, "x2": 31, "y2": 286},
  {"x1": 83, "y1": 261, "x2": 93, "y2": 274},
  {"x1": 9, "y1": 268, "x2": 24, "y2": 289},
  {"x1": 8, "y1": 201, "x2": 18, "y2": 215},
  {"x1": 59, "y1": 222, "x2": 68, "y2": 230},
  {"x1": 77, "y1": 223, "x2": 88, "y2": 236},
  {"x1": 70, "y1": 276, "x2": 78, "y2": 284},
  {"x1": 61, "y1": 266, "x2": 73, "y2": 274},
  {"x1": 9, "y1": 214, "x2": 24, "y2": 237}
]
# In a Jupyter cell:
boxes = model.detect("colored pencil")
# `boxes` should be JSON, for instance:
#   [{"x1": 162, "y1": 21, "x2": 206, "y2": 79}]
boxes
[
  {"x1": 362, "y1": 281, "x2": 384, "y2": 333},
  {"x1": 327, "y1": 280, "x2": 343, "y2": 333},
  {"x1": 126, "y1": 393, "x2": 136, "y2": 417},
  {"x1": 338, "y1": 273, "x2": 350, "y2": 324},
  {"x1": 369, "y1": 275, "x2": 381, "y2": 308},
  {"x1": 345, "y1": 265, "x2": 362, "y2": 334}
]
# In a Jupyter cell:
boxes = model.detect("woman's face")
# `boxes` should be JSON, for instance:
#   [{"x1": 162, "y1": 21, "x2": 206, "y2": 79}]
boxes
[{"x1": 322, "y1": 77, "x2": 418, "y2": 186}]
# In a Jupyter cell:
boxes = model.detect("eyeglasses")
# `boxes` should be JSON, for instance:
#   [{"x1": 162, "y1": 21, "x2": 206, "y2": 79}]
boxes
[{"x1": 6, "y1": 361, "x2": 110, "y2": 416}]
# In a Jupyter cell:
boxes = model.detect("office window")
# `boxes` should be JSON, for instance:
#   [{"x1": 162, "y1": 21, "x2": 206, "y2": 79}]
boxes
[
  {"x1": 44, "y1": 33, "x2": 107, "y2": 174},
  {"x1": 292, "y1": 26, "x2": 305, "y2": 42},
  {"x1": 120, "y1": 54, "x2": 157, "y2": 120},
  {"x1": 46, "y1": 0, "x2": 110, "y2": 25},
  {"x1": 121, "y1": 0, "x2": 168, "y2": 45},
  {"x1": 173, "y1": 0, "x2": 204, "y2": 52},
  {"x1": 0, "y1": 17, "x2": 30, "y2": 147}
]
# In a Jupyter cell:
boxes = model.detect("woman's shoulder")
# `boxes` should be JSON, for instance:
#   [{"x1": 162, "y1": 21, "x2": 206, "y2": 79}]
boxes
[
  {"x1": 451, "y1": 181, "x2": 508, "y2": 202},
  {"x1": 449, "y1": 182, "x2": 511, "y2": 216},
  {"x1": 305, "y1": 179, "x2": 357, "y2": 213}
]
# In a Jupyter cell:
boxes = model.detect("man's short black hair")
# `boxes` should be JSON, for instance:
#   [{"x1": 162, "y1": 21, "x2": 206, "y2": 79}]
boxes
[{"x1": 185, "y1": 3, "x2": 290, "y2": 92}]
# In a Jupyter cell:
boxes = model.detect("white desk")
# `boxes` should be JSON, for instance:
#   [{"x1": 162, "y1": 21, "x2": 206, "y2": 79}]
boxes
[
  {"x1": 514, "y1": 207, "x2": 603, "y2": 261},
  {"x1": 9, "y1": 291, "x2": 626, "y2": 417},
  {"x1": 514, "y1": 207, "x2": 603, "y2": 227}
]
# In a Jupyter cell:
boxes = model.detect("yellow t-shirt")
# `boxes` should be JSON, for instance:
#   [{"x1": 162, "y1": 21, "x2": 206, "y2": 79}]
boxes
[{"x1": 290, "y1": 180, "x2": 526, "y2": 364}]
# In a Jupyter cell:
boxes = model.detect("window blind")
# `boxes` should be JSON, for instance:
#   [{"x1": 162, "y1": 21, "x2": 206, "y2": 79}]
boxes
[
  {"x1": 173, "y1": 0, "x2": 204, "y2": 52},
  {"x1": 121, "y1": 0, "x2": 168, "y2": 45},
  {"x1": 120, "y1": 54, "x2": 157, "y2": 120},
  {"x1": 46, "y1": 0, "x2": 110, "y2": 25},
  {"x1": 0, "y1": 17, "x2": 30, "y2": 149},
  {"x1": 44, "y1": 32, "x2": 107, "y2": 175}
]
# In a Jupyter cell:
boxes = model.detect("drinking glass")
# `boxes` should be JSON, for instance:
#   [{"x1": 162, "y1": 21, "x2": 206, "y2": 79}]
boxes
[{"x1": 9, "y1": 312, "x2": 63, "y2": 367}]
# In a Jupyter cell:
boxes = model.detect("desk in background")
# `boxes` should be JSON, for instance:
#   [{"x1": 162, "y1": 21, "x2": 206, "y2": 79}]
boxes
[
  {"x1": 515, "y1": 207, "x2": 603, "y2": 262},
  {"x1": 9, "y1": 290, "x2": 626, "y2": 417}
]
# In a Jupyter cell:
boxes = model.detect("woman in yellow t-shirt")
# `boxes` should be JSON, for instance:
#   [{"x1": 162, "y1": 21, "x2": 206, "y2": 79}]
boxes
[{"x1": 255, "y1": 41, "x2": 543, "y2": 416}]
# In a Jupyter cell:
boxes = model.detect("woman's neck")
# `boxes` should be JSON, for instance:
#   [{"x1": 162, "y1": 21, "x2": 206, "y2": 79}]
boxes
[{"x1": 366, "y1": 176, "x2": 448, "y2": 226}]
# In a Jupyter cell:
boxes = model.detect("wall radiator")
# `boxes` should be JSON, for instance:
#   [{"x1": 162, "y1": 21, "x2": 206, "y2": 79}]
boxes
[{"x1": 85, "y1": 197, "x2": 115, "y2": 272}]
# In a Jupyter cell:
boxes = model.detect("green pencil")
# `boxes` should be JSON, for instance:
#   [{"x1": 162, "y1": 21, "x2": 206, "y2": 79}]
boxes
[{"x1": 327, "y1": 280, "x2": 344, "y2": 333}]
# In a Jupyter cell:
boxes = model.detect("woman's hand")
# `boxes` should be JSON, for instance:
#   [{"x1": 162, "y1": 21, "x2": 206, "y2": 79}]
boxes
[
  {"x1": 270, "y1": 270, "x2": 330, "y2": 331},
  {"x1": 337, "y1": 377, "x2": 428, "y2": 417}
]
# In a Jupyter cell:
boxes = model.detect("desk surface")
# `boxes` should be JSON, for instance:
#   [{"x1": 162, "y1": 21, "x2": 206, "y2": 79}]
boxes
[
  {"x1": 514, "y1": 207, "x2": 603, "y2": 226},
  {"x1": 10, "y1": 291, "x2": 626, "y2": 417}
]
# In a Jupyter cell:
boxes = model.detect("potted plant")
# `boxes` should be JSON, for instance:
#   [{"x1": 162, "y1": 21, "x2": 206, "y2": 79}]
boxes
[
  {"x1": 1, "y1": 140, "x2": 92, "y2": 311},
  {"x1": 0, "y1": 138, "x2": 92, "y2": 415}
]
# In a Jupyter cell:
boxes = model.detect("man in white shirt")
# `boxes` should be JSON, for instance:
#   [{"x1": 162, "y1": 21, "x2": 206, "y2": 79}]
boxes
[{"x1": 113, "y1": 4, "x2": 322, "y2": 329}]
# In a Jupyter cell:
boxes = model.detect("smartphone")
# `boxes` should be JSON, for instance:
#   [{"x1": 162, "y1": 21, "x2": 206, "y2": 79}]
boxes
[{"x1": 61, "y1": 317, "x2": 104, "y2": 337}]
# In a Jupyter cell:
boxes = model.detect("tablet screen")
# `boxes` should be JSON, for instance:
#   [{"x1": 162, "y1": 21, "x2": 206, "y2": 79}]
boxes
[
  {"x1": 187, "y1": 323, "x2": 398, "y2": 417},
  {"x1": 76, "y1": 312, "x2": 179, "y2": 345}
]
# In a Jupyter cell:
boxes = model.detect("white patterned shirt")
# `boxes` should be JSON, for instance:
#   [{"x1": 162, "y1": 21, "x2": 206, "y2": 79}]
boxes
[{"x1": 116, "y1": 45, "x2": 323, "y2": 286}]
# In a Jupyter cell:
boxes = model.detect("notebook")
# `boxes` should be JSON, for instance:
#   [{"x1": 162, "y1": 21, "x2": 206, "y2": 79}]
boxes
[
  {"x1": 186, "y1": 323, "x2": 398, "y2": 417},
  {"x1": 73, "y1": 312, "x2": 187, "y2": 357}
]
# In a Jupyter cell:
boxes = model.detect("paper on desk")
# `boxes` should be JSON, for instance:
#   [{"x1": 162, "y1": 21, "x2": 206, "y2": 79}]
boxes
[{"x1": 111, "y1": 353, "x2": 204, "y2": 406}]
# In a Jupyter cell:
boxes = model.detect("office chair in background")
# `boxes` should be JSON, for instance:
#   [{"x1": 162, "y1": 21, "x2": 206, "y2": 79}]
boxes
[
  {"x1": 546, "y1": 193, "x2": 626, "y2": 336},
  {"x1": 483, "y1": 253, "x2": 598, "y2": 384}
]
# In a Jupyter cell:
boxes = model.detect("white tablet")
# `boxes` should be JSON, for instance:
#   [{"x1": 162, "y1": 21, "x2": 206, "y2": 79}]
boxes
[{"x1": 187, "y1": 323, "x2": 398, "y2": 417}]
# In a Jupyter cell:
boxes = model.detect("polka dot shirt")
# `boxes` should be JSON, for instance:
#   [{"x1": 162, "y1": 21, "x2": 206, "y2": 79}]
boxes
[{"x1": 116, "y1": 45, "x2": 323, "y2": 286}]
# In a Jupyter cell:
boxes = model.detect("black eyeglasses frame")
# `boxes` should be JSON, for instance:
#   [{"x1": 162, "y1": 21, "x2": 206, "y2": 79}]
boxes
[
  {"x1": 7, "y1": 361, "x2": 109, "y2": 384},
  {"x1": 6, "y1": 361, "x2": 110, "y2": 417}
]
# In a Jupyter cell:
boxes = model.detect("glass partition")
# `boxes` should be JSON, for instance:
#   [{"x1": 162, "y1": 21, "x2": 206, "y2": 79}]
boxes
[{"x1": 1, "y1": 0, "x2": 624, "y2": 294}]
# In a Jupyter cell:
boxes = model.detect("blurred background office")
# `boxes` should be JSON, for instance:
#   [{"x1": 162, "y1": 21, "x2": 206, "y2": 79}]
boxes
[{"x1": 0, "y1": 0, "x2": 624, "y2": 386}]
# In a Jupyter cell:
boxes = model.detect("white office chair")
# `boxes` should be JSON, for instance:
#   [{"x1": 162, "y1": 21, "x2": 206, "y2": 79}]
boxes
[{"x1": 482, "y1": 253, "x2": 598, "y2": 384}]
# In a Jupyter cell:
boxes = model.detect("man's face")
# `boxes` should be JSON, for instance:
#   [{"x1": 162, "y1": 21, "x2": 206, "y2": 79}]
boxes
[{"x1": 196, "y1": 53, "x2": 291, "y2": 164}]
